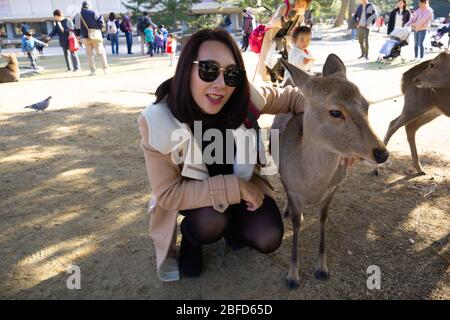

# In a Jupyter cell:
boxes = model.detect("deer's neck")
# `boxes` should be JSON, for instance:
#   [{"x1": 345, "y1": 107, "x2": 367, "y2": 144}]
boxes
[
  {"x1": 298, "y1": 128, "x2": 345, "y2": 192},
  {"x1": 302, "y1": 130, "x2": 340, "y2": 167}
]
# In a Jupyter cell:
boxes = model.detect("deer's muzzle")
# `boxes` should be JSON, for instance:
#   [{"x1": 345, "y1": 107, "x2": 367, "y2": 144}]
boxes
[{"x1": 373, "y1": 148, "x2": 389, "y2": 164}]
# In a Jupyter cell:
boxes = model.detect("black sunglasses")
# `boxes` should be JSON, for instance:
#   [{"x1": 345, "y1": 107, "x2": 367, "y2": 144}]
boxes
[{"x1": 193, "y1": 60, "x2": 245, "y2": 87}]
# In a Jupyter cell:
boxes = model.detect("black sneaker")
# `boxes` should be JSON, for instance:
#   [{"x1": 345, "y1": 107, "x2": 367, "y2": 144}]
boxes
[
  {"x1": 179, "y1": 235, "x2": 203, "y2": 277},
  {"x1": 179, "y1": 221, "x2": 203, "y2": 277}
]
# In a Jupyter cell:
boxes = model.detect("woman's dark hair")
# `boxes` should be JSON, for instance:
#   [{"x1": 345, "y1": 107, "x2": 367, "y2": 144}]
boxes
[
  {"x1": 109, "y1": 12, "x2": 116, "y2": 21},
  {"x1": 154, "y1": 28, "x2": 250, "y2": 129},
  {"x1": 53, "y1": 9, "x2": 62, "y2": 17},
  {"x1": 419, "y1": 0, "x2": 427, "y2": 3},
  {"x1": 398, "y1": 0, "x2": 407, "y2": 7}
]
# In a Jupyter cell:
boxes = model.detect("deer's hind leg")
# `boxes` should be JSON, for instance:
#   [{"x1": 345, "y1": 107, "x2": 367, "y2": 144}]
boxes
[
  {"x1": 384, "y1": 98, "x2": 429, "y2": 146},
  {"x1": 374, "y1": 99, "x2": 428, "y2": 176},
  {"x1": 282, "y1": 201, "x2": 290, "y2": 219},
  {"x1": 314, "y1": 188, "x2": 337, "y2": 281},
  {"x1": 405, "y1": 109, "x2": 441, "y2": 175},
  {"x1": 286, "y1": 193, "x2": 304, "y2": 289}
]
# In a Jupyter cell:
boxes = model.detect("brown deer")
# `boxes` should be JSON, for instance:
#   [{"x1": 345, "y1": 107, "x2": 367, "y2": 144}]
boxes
[
  {"x1": 377, "y1": 52, "x2": 450, "y2": 175},
  {"x1": 0, "y1": 53, "x2": 20, "y2": 83},
  {"x1": 272, "y1": 54, "x2": 389, "y2": 289}
]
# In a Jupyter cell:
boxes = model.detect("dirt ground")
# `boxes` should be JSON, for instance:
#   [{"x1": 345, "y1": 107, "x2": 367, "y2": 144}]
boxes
[{"x1": 0, "y1": 29, "x2": 449, "y2": 299}]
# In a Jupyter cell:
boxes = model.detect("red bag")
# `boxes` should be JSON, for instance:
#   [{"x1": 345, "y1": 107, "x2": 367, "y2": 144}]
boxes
[
  {"x1": 68, "y1": 31, "x2": 79, "y2": 53},
  {"x1": 249, "y1": 24, "x2": 266, "y2": 54}
]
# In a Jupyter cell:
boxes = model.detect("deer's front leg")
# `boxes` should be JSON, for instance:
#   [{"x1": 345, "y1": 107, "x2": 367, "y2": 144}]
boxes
[
  {"x1": 314, "y1": 188, "x2": 336, "y2": 281},
  {"x1": 286, "y1": 195, "x2": 304, "y2": 289}
]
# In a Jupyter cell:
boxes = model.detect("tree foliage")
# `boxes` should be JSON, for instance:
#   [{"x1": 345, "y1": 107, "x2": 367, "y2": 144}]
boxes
[{"x1": 122, "y1": 0, "x2": 200, "y2": 27}]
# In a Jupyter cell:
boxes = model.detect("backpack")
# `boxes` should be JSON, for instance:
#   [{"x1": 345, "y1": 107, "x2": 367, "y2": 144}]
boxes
[
  {"x1": 107, "y1": 20, "x2": 118, "y2": 34},
  {"x1": 249, "y1": 24, "x2": 266, "y2": 54},
  {"x1": 120, "y1": 19, "x2": 127, "y2": 32}
]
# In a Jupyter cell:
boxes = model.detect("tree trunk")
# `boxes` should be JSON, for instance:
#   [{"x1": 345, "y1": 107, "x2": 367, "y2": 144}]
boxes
[
  {"x1": 334, "y1": 0, "x2": 349, "y2": 27},
  {"x1": 348, "y1": 0, "x2": 356, "y2": 20}
]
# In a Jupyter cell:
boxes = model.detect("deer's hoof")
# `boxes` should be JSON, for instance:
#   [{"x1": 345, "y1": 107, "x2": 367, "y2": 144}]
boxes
[
  {"x1": 314, "y1": 269, "x2": 330, "y2": 281},
  {"x1": 417, "y1": 170, "x2": 426, "y2": 176},
  {"x1": 285, "y1": 278, "x2": 300, "y2": 290}
]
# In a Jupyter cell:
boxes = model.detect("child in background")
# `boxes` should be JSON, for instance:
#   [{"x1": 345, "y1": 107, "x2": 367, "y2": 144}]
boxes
[
  {"x1": 144, "y1": 24, "x2": 154, "y2": 56},
  {"x1": 155, "y1": 31, "x2": 164, "y2": 54},
  {"x1": 21, "y1": 31, "x2": 47, "y2": 70},
  {"x1": 166, "y1": 33, "x2": 177, "y2": 66},
  {"x1": 283, "y1": 26, "x2": 314, "y2": 83}
]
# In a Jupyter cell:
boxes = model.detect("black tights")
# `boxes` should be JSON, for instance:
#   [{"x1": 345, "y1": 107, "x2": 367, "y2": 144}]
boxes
[{"x1": 180, "y1": 196, "x2": 283, "y2": 254}]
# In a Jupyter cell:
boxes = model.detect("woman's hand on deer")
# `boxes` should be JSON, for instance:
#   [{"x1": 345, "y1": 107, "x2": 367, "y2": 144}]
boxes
[{"x1": 238, "y1": 179, "x2": 264, "y2": 211}]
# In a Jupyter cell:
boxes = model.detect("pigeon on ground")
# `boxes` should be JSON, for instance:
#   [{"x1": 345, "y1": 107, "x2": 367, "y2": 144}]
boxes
[{"x1": 24, "y1": 96, "x2": 52, "y2": 111}]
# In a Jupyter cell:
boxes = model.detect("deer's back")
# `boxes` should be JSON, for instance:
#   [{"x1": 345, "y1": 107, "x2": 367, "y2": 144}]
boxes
[
  {"x1": 403, "y1": 84, "x2": 450, "y2": 117},
  {"x1": 402, "y1": 61, "x2": 450, "y2": 116},
  {"x1": 0, "y1": 65, "x2": 20, "y2": 83}
]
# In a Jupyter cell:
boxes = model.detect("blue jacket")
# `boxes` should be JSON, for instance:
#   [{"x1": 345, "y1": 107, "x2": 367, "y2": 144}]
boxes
[
  {"x1": 354, "y1": 3, "x2": 378, "y2": 27},
  {"x1": 160, "y1": 27, "x2": 168, "y2": 41},
  {"x1": 78, "y1": 8, "x2": 103, "y2": 38},
  {"x1": 21, "y1": 36, "x2": 45, "y2": 53}
]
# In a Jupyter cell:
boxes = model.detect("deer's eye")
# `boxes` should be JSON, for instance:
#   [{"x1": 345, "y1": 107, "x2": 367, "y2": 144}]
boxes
[
  {"x1": 329, "y1": 110, "x2": 345, "y2": 120},
  {"x1": 429, "y1": 63, "x2": 434, "y2": 68}
]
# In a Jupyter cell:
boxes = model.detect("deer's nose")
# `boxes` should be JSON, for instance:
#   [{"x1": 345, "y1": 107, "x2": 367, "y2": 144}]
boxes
[{"x1": 373, "y1": 148, "x2": 389, "y2": 164}]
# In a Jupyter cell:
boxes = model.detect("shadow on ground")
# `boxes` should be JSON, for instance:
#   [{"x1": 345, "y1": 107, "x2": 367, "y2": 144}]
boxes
[{"x1": 0, "y1": 104, "x2": 448, "y2": 299}]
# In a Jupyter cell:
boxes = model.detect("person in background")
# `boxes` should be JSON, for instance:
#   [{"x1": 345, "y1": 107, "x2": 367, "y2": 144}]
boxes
[
  {"x1": 283, "y1": 26, "x2": 314, "y2": 86},
  {"x1": 224, "y1": 14, "x2": 232, "y2": 33},
  {"x1": 349, "y1": 13, "x2": 358, "y2": 41},
  {"x1": 354, "y1": 0, "x2": 378, "y2": 60},
  {"x1": 21, "y1": 22, "x2": 30, "y2": 36},
  {"x1": 48, "y1": 9, "x2": 81, "y2": 72},
  {"x1": 387, "y1": 0, "x2": 411, "y2": 35},
  {"x1": 137, "y1": 12, "x2": 156, "y2": 55},
  {"x1": 144, "y1": 24, "x2": 154, "y2": 56},
  {"x1": 155, "y1": 30, "x2": 164, "y2": 55},
  {"x1": 76, "y1": 1, "x2": 109, "y2": 76},
  {"x1": 166, "y1": 33, "x2": 176, "y2": 66},
  {"x1": 159, "y1": 25, "x2": 169, "y2": 54},
  {"x1": 121, "y1": 13, "x2": 134, "y2": 54},
  {"x1": 241, "y1": 9, "x2": 254, "y2": 52},
  {"x1": 406, "y1": 0, "x2": 433, "y2": 61},
  {"x1": 21, "y1": 31, "x2": 47, "y2": 70},
  {"x1": 257, "y1": 0, "x2": 312, "y2": 82},
  {"x1": 107, "y1": 12, "x2": 120, "y2": 55}
]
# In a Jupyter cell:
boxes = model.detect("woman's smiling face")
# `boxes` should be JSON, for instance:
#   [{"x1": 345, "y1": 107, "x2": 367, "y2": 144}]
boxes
[{"x1": 190, "y1": 40, "x2": 236, "y2": 115}]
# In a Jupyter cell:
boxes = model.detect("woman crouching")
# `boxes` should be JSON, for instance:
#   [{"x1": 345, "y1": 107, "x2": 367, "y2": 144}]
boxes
[{"x1": 137, "y1": 28, "x2": 306, "y2": 281}]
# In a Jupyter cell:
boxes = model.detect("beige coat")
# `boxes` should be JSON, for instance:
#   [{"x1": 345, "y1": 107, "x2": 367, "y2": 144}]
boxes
[{"x1": 137, "y1": 85, "x2": 306, "y2": 281}]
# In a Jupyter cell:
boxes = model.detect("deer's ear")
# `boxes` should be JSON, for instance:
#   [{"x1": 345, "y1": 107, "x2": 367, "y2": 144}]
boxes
[
  {"x1": 323, "y1": 54, "x2": 346, "y2": 78},
  {"x1": 280, "y1": 59, "x2": 312, "y2": 93}
]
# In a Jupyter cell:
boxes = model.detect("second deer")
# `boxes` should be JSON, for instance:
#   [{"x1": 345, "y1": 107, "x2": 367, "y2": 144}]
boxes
[
  {"x1": 272, "y1": 54, "x2": 389, "y2": 289},
  {"x1": 376, "y1": 52, "x2": 449, "y2": 175}
]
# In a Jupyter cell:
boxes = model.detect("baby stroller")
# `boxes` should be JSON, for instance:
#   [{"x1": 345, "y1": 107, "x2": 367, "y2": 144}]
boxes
[
  {"x1": 430, "y1": 25, "x2": 449, "y2": 51},
  {"x1": 377, "y1": 28, "x2": 410, "y2": 64}
]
